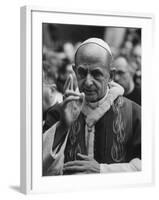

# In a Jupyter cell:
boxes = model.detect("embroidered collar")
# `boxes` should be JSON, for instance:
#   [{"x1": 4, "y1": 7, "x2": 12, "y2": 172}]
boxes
[{"x1": 82, "y1": 81, "x2": 124, "y2": 127}]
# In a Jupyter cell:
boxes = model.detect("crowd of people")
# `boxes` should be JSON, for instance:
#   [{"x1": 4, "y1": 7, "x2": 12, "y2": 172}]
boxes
[{"x1": 42, "y1": 25, "x2": 141, "y2": 123}]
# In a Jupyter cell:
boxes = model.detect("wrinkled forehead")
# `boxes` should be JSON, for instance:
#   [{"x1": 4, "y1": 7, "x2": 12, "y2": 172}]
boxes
[{"x1": 75, "y1": 43, "x2": 112, "y2": 68}]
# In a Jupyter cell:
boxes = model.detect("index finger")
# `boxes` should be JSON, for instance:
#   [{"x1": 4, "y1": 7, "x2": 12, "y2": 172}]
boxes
[
  {"x1": 69, "y1": 74, "x2": 74, "y2": 91},
  {"x1": 63, "y1": 75, "x2": 71, "y2": 92}
]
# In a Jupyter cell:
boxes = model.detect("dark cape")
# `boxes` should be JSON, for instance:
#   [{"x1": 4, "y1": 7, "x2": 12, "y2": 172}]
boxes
[{"x1": 125, "y1": 86, "x2": 141, "y2": 105}]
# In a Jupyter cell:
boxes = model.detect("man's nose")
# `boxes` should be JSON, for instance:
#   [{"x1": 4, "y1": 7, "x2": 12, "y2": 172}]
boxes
[
  {"x1": 85, "y1": 73, "x2": 93, "y2": 87},
  {"x1": 114, "y1": 74, "x2": 120, "y2": 82}
]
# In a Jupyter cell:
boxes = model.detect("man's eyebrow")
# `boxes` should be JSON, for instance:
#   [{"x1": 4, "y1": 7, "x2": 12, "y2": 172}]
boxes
[
  {"x1": 76, "y1": 65, "x2": 88, "y2": 69},
  {"x1": 90, "y1": 67, "x2": 103, "y2": 73},
  {"x1": 76, "y1": 65, "x2": 105, "y2": 73},
  {"x1": 77, "y1": 65, "x2": 86, "y2": 68}
]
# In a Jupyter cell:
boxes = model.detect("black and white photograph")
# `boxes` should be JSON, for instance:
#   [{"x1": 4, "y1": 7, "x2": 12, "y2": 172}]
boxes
[
  {"x1": 0, "y1": 0, "x2": 158, "y2": 198},
  {"x1": 42, "y1": 23, "x2": 141, "y2": 176},
  {"x1": 20, "y1": 7, "x2": 154, "y2": 194}
]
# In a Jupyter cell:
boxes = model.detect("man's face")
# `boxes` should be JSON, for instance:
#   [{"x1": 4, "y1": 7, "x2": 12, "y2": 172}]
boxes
[
  {"x1": 132, "y1": 45, "x2": 141, "y2": 69},
  {"x1": 74, "y1": 44, "x2": 111, "y2": 102},
  {"x1": 113, "y1": 57, "x2": 131, "y2": 92}
]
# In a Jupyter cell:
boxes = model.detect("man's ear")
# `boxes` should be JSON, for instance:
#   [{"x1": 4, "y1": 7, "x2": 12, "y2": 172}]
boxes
[{"x1": 110, "y1": 68, "x2": 116, "y2": 81}]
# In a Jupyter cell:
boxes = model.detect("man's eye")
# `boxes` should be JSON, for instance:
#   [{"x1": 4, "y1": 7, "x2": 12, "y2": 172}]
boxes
[
  {"x1": 91, "y1": 70, "x2": 103, "y2": 79},
  {"x1": 77, "y1": 68, "x2": 87, "y2": 78}
]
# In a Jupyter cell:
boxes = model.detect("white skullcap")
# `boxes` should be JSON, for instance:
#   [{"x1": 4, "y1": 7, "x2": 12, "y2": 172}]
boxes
[{"x1": 75, "y1": 38, "x2": 112, "y2": 57}]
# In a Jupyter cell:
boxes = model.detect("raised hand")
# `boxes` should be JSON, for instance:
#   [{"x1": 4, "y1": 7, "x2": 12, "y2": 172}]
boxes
[{"x1": 61, "y1": 74, "x2": 85, "y2": 128}]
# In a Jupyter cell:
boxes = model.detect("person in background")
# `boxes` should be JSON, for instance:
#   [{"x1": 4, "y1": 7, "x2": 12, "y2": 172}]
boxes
[
  {"x1": 131, "y1": 44, "x2": 141, "y2": 88},
  {"x1": 63, "y1": 42, "x2": 75, "y2": 63},
  {"x1": 42, "y1": 52, "x2": 77, "y2": 125},
  {"x1": 112, "y1": 55, "x2": 141, "y2": 105},
  {"x1": 134, "y1": 70, "x2": 141, "y2": 89},
  {"x1": 43, "y1": 59, "x2": 58, "y2": 85},
  {"x1": 42, "y1": 52, "x2": 64, "y2": 122},
  {"x1": 120, "y1": 40, "x2": 133, "y2": 58},
  {"x1": 43, "y1": 84, "x2": 63, "y2": 122},
  {"x1": 56, "y1": 54, "x2": 78, "y2": 94},
  {"x1": 131, "y1": 43, "x2": 141, "y2": 71}
]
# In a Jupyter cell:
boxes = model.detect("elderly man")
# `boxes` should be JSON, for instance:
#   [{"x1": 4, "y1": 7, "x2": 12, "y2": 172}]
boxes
[
  {"x1": 43, "y1": 38, "x2": 141, "y2": 176},
  {"x1": 113, "y1": 56, "x2": 141, "y2": 105}
]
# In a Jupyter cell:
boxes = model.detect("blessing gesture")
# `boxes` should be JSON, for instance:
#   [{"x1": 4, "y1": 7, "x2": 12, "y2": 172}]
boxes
[{"x1": 60, "y1": 74, "x2": 85, "y2": 128}]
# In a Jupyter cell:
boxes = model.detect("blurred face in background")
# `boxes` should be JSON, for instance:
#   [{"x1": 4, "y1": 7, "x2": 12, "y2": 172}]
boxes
[
  {"x1": 43, "y1": 51, "x2": 60, "y2": 84},
  {"x1": 132, "y1": 44, "x2": 141, "y2": 70},
  {"x1": 74, "y1": 43, "x2": 111, "y2": 102},
  {"x1": 56, "y1": 58, "x2": 77, "y2": 93},
  {"x1": 42, "y1": 85, "x2": 56, "y2": 113},
  {"x1": 113, "y1": 57, "x2": 132, "y2": 93},
  {"x1": 120, "y1": 41, "x2": 133, "y2": 57},
  {"x1": 48, "y1": 55, "x2": 59, "y2": 79},
  {"x1": 134, "y1": 70, "x2": 141, "y2": 88}
]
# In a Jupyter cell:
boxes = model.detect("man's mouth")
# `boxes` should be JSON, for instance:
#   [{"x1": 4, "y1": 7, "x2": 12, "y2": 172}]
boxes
[{"x1": 84, "y1": 88, "x2": 96, "y2": 95}]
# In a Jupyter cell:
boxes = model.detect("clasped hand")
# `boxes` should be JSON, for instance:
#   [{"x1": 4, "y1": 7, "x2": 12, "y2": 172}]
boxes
[{"x1": 63, "y1": 153, "x2": 100, "y2": 174}]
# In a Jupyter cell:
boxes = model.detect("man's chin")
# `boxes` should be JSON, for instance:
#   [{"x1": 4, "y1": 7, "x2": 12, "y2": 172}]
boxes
[{"x1": 85, "y1": 95, "x2": 97, "y2": 103}]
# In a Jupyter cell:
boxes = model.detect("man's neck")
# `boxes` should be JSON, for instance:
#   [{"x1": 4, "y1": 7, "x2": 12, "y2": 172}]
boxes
[{"x1": 85, "y1": 88, "x2": 109, "y2": 109}]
